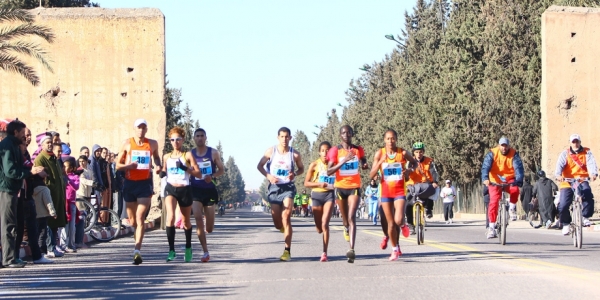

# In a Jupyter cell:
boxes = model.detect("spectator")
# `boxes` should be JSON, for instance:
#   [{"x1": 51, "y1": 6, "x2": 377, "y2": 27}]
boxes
[
  {"x1": 532, "y1": 170, "x2": 558, "y2": 229},
  {"x1": 34, "y1": 140, "x2": 66, "y2": 258},
  {"x1": 63, "y1": 157, "x2": 80, "y2": 253},
  {"x1": 520, "y1": 178, "x2": 533, "y2": 215},
  {"x1": 364, "y1": 179, "x2": 379, "y2": 225},
  {"x1": 31, "y1": 131, "x2": 60, "y2": 161},
  {"x1": 32, "y1": 133, "x2": 57, "y2": 259},
  {"x1": 75, "y1": 155, "x2": 93, "y2": 249},
  {"x1": 98, "y1": 147, "x2": 111, "y2": 223},
  {"x1": 0, "y1": 120, "x2": 45, "y2": 268},
  {"x1": 79, "y1": 147, "x2": 90, "y2": 166},
  {"x1": 483, "y1": 184, "x2": 490, "y2": 228},
  {"x1": 89, "y1": 145, "x2": 104, "y2": 206},
  {"x1": 440, "y1": 180, "x2": 456, "y2": 224}
]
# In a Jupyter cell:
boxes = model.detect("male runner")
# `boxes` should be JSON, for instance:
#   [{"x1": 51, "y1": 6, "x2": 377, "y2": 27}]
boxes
[
  {"x1": 257, "y1": 127, "x2": 304, "y2": 261},
  {"x1": 327, "y1": 125, "x2": 368, "y2": 263},
  {"x1": 190, "y1": 128, "x2": 225, "y2": 262},
  {"x1": 116, "y1": 119, "x2": 162, "y2": 264}
]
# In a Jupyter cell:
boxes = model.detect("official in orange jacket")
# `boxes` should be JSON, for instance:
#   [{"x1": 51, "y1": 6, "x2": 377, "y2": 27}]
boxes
[{"x1": 554, "y1": 134, "x2": 598, "y2": 235}]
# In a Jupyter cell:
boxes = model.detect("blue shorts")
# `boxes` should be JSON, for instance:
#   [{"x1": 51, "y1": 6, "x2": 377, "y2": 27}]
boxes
[
  {"x1": 123, "y1": 179, "x2": 153, "y2": 202},
  {"x1": 268, "y1": 183, "x2": 296, "y2": 204},
  {"x1": 380, "y1": 196, "x2": 406, "y2": 203}
]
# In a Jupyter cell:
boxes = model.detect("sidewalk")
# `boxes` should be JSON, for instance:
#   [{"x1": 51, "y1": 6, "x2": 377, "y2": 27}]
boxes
[
  {"x1": 429, "y1": 213, "x2": 600, "y2": 232},
  {"x1": 20, "y1": 218, "x2": 159, "y2": 258}
]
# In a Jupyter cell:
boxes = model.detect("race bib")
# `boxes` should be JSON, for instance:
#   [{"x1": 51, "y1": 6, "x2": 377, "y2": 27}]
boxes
[
  {"x1": 318, "y1": 175, "x2": 335, "y2": 185},
  {"x1": 271, "y1": 164, "x2": 290, "y2": 180},
  {"x1": 131, "y1": 150, "x2": 150, "y2": 170},
  {"x1": 382, "y1": 162, "x2": 402, "y2": 181},
  {"x1": 196, "y1": 161, "x2": 213, "y2": 180},
  {"x1": 339, "y1": 157, "x2": 359, "y2": 176}
]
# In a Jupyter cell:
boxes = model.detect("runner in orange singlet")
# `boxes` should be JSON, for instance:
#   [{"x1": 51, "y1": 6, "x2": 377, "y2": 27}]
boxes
[
  {"x1": 327, "y1": 125, "x2": 368, "y2": 263},
  {"x1": 116, "y1": 119, "x2": 162, "y2": 265}
]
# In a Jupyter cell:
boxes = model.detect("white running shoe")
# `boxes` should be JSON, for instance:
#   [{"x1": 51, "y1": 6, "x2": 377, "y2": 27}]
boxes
[
  {"x1": 33, "y1": 256, "x2": 54, "y2": 264},
  {"x1": 583, "y1": 218, "x2": 591, "y2": 227},
  {"x1": 486, "y1": 228, "x2": 497, "y2": 239},
  {"x1": 449, "y1": 219, "x2": 453, "y2": 224},
  {"x1": 45, "y1": 252, "x2": 55, "y2": 258},
  {"x1": 562, "y1": 224, "x2": 570, "y2": 236}
]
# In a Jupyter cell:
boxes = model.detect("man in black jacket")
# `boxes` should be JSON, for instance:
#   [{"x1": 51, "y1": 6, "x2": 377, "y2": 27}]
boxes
[
  {"x1": 520, "y1": 178, "x2": 534, "y2": 215},
  {"x1": 532, "y1": 170, "x2": 559, "y2": 229},
  {"x1": 0, "y1": 120, "x2": 45, "y2": 268}
]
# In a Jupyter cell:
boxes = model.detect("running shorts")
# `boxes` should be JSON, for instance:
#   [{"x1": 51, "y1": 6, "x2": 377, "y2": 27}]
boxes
[
  {"x1": 123, "y1": 178, "x2": 153, "y2": 203},
  {"x1": 268, "y1": 183, "x2": 296, "y2": 204},
  {"x1": 164, "y1": 183, "x2": 193, "y2": 208},
  {"x1": 311, "y1": 190, "x2": 334, "y2": 207},
  {"x1": 335, "y1": 188, "x2": 361, "y2": 200},
  {"x1": 191, "y1": 186, "x2": 219, "y2": 206}
]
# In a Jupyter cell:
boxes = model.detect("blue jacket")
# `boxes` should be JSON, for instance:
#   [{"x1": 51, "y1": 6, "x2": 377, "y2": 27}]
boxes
[
  {"x1": 90, "y1": 144, "x2": 104, "y2": 189},
  {"x1": 481, "y1": 149, "x2": 524, "y2": 187}
]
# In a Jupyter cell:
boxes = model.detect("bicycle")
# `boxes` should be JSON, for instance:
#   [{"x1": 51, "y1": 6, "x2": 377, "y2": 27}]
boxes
[
  {"x1": 563, "y1": 178, "x2": 589, "y2": 249},
  {"x1": 413, "y1": 199, "x2": 426, "y2": 245},
  {"x1": 491, "y1": 183, "x2": 510, "y2": 245},
  {"x1": 76, "y1": 196, "x2": 122, "y2": 242}
]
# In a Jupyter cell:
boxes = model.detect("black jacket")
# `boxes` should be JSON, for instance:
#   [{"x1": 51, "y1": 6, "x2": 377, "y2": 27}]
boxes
[
  {"x1": 0, "y1": 135, "x2": 31, "y2": 194},
  {"x1": 532, "y1": 177, "x2": 558, "y2": 202}
]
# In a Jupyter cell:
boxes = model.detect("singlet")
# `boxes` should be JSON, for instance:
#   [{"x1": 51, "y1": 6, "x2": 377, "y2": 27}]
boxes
[
  {"x1": 125, "y1": 137, "x2": 152, "y2": 181},
  {"x1": 326, "y1": 144, "x2": 365, "y2": 189},
  {"x1": 379, "y1": 147, "x2": 407, "y2": 198},
  {"x1": 165, "y1": 152, "x2": 190, "y2": 186},
  {"x1": 191, "y1": 147, "x2": 215, "y2": 188},
  {"x1": 266, "y1": 146, "x2": 295, "y2": 184},
  {"x1": 310, "y1": 159, "x2": 334, "y2": 192}
]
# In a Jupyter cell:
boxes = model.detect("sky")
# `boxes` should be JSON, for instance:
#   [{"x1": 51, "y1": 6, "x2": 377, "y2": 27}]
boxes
[{"x1": 99, "y1": 0, "x2": 413, "y2": 189}]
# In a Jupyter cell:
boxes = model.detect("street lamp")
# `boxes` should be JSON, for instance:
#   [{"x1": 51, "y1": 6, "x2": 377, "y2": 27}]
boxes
[
  {"x1": 359, "y1": 64, "x2": 371, "y2": 72},
  {"x1": 385, "y1": 34, "x2": 406, "y2": 48}
]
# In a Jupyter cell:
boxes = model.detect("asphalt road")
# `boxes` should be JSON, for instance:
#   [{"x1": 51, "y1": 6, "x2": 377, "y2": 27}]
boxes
[{"x1": 2, "y1": 207, "x2": 600, "y2": 300}]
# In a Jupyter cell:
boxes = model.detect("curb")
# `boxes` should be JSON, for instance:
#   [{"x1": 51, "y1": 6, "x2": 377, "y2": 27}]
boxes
[{"x1": 20, "y1": 218, "x2": 159, "y2": 258}]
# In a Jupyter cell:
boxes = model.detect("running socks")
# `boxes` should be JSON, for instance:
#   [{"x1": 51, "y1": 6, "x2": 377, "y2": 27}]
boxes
[
  {"x1": 185, "y1": 228, "x2": 192, "y2": 249},
  {"x1": 285, "y1": 247, "x2": 290, "y2": 254},
  {"x1": 166, "y1": 226, "x2": 176, "y2": 251}
]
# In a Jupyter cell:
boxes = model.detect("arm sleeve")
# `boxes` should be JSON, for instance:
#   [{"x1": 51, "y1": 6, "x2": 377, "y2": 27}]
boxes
[
  {"x1": 481, "y1": 152, "x2": 494, "y2": 181},
  {"x1": 326, "y1": 147, "x2": 338, "y2": 164},
  {"x1": 512, "y1": 152, "x2": 524, "y2": 185},
  {"x1": 358, "y1": 146, "x2": 366, "y2": 163},
  {"x1": 586, "y1": 150, "x2": 598, "y2": 177},
  {"x1": 554, "y1": 151, "x2": 567, "y2": 178}
]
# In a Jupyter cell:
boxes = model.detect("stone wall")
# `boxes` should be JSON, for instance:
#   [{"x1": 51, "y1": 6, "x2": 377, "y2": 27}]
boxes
[
  {"x1": 0, "y1": 8, "x2": 166, "y2": 215},
  {"x1": 541, "y1": 6, "x2": 600, "y2": 200}
]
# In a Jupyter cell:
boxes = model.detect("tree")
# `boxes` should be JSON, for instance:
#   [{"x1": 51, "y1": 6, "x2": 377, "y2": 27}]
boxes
[
  {"x1": 225, "y1": 156, "x2": 246, "y2": 203},
  {"x1": 291, "y1": 130, "x2": 311, "y2": 193},
  {"x1": 181, "y1": 103, "x2": 195, "y2": 151},
  {"x1": 0, "y1": 8, "x2": 54, "y2": 86},
  {"x1": 214, "y1": 141, "x2": 231, "y2": 202},
  {"x1": 0, "y1": 0, "x2": 99, "y2": 9},
  {"x1": 163, "y1": 84, "x2": 183, "y2": 154}
]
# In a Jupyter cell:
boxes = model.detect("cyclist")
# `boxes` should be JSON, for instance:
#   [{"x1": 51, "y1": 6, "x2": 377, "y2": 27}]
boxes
[
  {"x1": 405, "y1": 142, "x2": 438, "y2": 234},
  {"x1": 256, "y1": 127, "x2": 304, "y2": 261},
  {"x1": 327, "y1": 125, "x2": 368, "y2": 263},
  {"x1": 369, "y1": 129, "x2": 418, "y2": 261},
  {"x1": 304, "y1": 141, "x2": 335, "y2": 262},
  {"x1": 555, "y1": 134, "x2": 598, "y2": 235},
  {"x1": 300, "y1": 190, "x2": 309, "y2": 217},
  {"x1": 481, "y1": 137, "x2": 524, "y2": 239}
]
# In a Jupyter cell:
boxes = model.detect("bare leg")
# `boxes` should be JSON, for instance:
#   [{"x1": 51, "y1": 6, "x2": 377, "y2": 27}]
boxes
[
  {"x1": 204, "y1": 205, "x2": 215, "y2": 233},
  {"x1": 312, "y1": 206, "x2": 324, "y2": 233},
  {"x1": 126, "y1": 198, "x2": 151, "y2": 251},
  {"x1": 337, "y1": 198, "x2": 349, "y2": 228},
  {"x1": 321, "y1": 201, "x2": 334, "y2": 253},
  {"x1": 192, "y1": 201, "x2": 208, "y2": 253},
  {"x1": 347, "y1": 195, "x2": 360, "y2": 249},
  {"x1": 281, "y1": 198, "x2": 293, "y2": 248},
  {"x1": 165, "y1": 195, "x2": 177, "y2": 227},
  {"x1": 381, "y1": 202, "x2": 398, "y2": 248}
]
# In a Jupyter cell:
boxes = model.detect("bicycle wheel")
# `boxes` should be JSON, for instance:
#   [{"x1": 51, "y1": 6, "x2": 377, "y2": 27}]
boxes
[
  {"x1": 500, "y1": 203, "x2": 507, "y2": 245},
  {"x1": 419, "y1": 210, "x2": 425, "y2": 244},
  {"x1": 415, "y1": 204, "x2": 422, "y2": 245},
  {"x1": 89, "y1": 208, "x2": 122, "y2": 242},
  {"x1": 574, "y1": 201, "x2": 583, "y2": 248},
  {"x1": 76, "y1": 199, "x2": 96, "y2": 233}
]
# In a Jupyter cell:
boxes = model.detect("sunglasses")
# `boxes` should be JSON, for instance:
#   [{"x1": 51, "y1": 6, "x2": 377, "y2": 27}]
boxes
[{"x1": 170, "y1": 138, "x2": 183, "y2": 142}]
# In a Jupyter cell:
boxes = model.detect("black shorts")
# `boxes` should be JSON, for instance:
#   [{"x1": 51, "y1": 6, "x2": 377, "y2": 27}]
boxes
[
  {"x1": 164, "y1": 183, "x2": 193, "y2": 208},
  {"x1": 123, "y1": 179, "x2": 153, "y2": 203},
  {"x1": 311, "y1": 190, "x2": 335, "y2": 207},
  {"x1": 335, "y1": 188, "x2": 361, "y2": 200},
  {"x1": 268, "y1": 183, "x2": 296, "y2": 204},
  {"x1": 191, "y1": 186, "x2": 219, "y2": 206}
]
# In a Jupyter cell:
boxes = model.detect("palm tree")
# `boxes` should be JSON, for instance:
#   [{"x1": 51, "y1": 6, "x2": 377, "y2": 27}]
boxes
[{"x1": 0, "y1": 8, "x2": 54, "y2": 86}]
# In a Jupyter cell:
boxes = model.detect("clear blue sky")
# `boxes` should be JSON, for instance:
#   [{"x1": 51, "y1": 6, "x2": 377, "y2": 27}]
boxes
[{"x1": 99, "y1": 0, "x2": 413, "y2": 189}]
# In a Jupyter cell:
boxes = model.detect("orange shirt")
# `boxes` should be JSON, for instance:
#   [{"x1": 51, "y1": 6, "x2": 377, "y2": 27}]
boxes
[
  {"x1": 407, "y1": 156, "x2": 434, "y2": 185},
  {"x1": 488, "y1": 147, "x2": 515, "y2": 184},
  {"x1": 379, "y1": 147, "x2": 406, "y2": 198},
  {"x1": 560, "y1": 147, "x2": 591, "y2": 189},
  {"x1": 125, "y1": 138, "x2": 152, "y2": 181},
  {"x1": 327, "y1": 145, "x2": 365, "y2": 189}
]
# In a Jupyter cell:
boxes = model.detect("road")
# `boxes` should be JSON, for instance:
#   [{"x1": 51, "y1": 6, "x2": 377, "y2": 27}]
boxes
[{"x1": 2, "y1": 207, "x2": 600, "y2": 299}]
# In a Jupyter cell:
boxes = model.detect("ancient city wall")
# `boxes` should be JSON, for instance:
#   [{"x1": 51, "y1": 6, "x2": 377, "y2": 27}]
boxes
[
  {"x1": 0, "y1": 7, "x2": 166, "y2": 156},
  {"x1": 541, "y1": 6, "x2": 600, "y2": 198}
]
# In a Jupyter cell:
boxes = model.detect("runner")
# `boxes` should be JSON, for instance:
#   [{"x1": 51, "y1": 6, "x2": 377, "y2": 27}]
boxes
[
  {"x1": 327, "y1": 125, "x2": 368, "y2": 263},
  {"x1": 304, "y1": 141, "x2": 335, "y2": 262},
  {"x1": 116, "y1": 119, "x2": 162, "y2": 265},
  {"x1": 369, "y1": 130, "x2": 418, "y2": 261},
  {"x1": 161, "y1": 126, "x2": 201, "y2": 263},
  {"x1": 190, "y1": 128, "x2": 225, "y2": 263},
  {"x1": 256, "y1": 127, "x2": 304, "y2": 261}
]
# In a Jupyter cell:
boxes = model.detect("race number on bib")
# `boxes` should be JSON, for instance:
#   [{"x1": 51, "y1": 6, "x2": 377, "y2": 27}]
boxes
[
  {"x1": 131, "y1": 150, "x2": 151, "y2": 170},
  {"x1": 339, "y1": 158, "x2": 359, "y2": 176},
  {"x1": 196, "y1": 161, "x2": 213, "y2": 180},
  {"x1": 382, "y1": 162, "x2": 402, "y2": 181},
  {"x1": 318, "y1": 175, "x2": 335, "y2": 185},
  {"x1": 270, "y1": 163, "x2": 290, "y2": 182}
]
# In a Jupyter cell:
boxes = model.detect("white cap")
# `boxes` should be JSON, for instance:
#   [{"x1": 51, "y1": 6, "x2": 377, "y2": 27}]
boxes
[
  {"x1": 445, "y1": 179, "x2": 451, "y2": 184},
  {"x1": 570, "y1": 134, "x2": 581, "y2": 142},
  {"x1": 134, "y1": 118, "x2": 148, "y2": 128}
]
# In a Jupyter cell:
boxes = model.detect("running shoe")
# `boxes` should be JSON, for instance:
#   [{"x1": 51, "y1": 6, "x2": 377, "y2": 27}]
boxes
[
  {"x1": 426, "y1": 209, "x2": 433, "y2": 219},
  {"x1": 346, "y1": 249, "x2": 355, "y2": 263},
  {"x1": 583, "y1": 218, "x2": 592, "y2": 227},
  {"x1": 184, "y1": 248, "x2": 192, "y2": 263},
  {"x1": 166, "y1": 250, "x2": 176, "y2": 262},
  {"x1": 33, "y1": 256, "x2": 54, "y2": 264},
  {"x1": 201, "y1": 252, "x2": 210, "y2": 263},
  {"x1": 52, "y1": 249, "x2": 64, "y2": 257},
  {"x1": 486, "y1": 228, "x2": 497, "y2": 239},
  {"x1": 280, "y1": 250, "x2": 291, "y2": 261},
  {"x1": 133, "y1": 252, "x2": 143, "y2": 265},
  {"x1": 401, "y1": 225, "x2": 410, "y2": 238},
  {"x1": 562, "y1": 224, "x2": 570, "y2": 236},
  {"x1": 320, "y1": 253, "x2": 328, "y2": 262},
  {"x1": 279, "y1": 227, "x2": 285, "y2": 233},
  {"x1": 389, "y1": 250, "x2": 399, "y2": 261},
  {"x1": 343, "y1": 227, "x2": 350, "y2": 242},
  {"x1": 408, "y1": 224, "x2": 416, "y2": 235},
  {"x1": 380, "y1": 236, "x2": 389, "y2": 250},
  {"x1": 545, "y1": 220, "x2": 552, "y2": 229}
]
